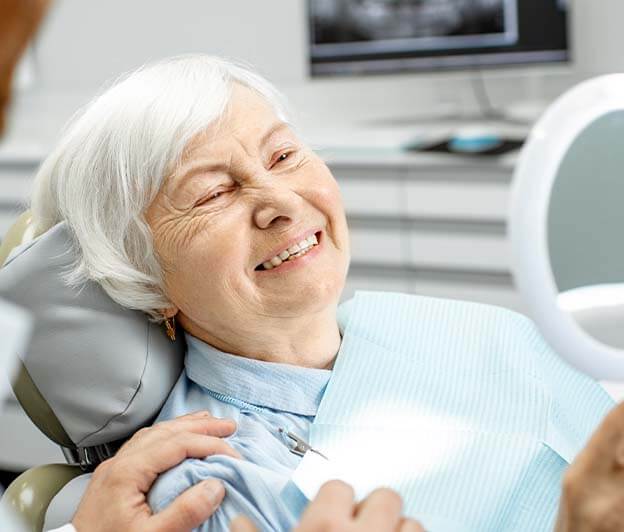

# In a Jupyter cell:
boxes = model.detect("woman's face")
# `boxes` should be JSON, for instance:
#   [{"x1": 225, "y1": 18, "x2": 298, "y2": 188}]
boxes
[{"x1": 147, "y1": 84, "x2": 350, "y2": 343}]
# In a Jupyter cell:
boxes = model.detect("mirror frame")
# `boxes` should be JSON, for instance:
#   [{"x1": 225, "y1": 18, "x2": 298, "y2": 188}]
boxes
[{"x1": 509, "y1": 74, "x2": 624, "y2": 380}]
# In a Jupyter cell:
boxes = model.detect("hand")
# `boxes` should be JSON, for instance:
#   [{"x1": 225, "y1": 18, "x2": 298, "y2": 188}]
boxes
[
  {"x1": 0, "y1": 0, "x2": 51, "y2": 134},
  {"x1": 73, "y1": 411, "x2": 241, "y2": 532},
  {"x1": 229, "y1": 480, "x2": 424, "y2": 532},
  {"x1": 555, "y1": 401, "x2": 624, "y2": 531}
]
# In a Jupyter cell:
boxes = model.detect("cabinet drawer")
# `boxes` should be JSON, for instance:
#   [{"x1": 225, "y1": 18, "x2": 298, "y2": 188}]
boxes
[
  {"x1": 0, "y1": 206, "x2": 22, "y2": 237},
  {"x1": 349, "y1": 227, "x2": 404, "y2": 266},
  {"x1": 339, "y1": 178, "x2": 403, "y2": 217},
  {"x1": 407, "y1": 279, "x2": 525, "y2": 313},
  {"x1": 405, "y1": 181, "x2": 509, "y2": 221},
  {"x1": 407, "y1": 167, "x2": 512, "y2": 183},
  {"x1": 331, "y1": 166, "x2": 404, "y2": 182},
  {"x1": 408, "y1": 231, "x2": 510, "y2": 272},
  {"x1": 342, "y1": 274, "x2": 410, "y2": 302},
  {"x1": 0, "y1": 170, "x2": 35, "y2": 203},
  {"x1": 341, "y1": 275, "x2": 524, "y2": 313}
]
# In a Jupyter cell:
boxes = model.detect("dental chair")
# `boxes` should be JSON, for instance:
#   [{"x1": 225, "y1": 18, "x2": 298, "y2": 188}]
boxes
[{"x1": 0, "y1": 213, "x2": 185, "y2": 531}]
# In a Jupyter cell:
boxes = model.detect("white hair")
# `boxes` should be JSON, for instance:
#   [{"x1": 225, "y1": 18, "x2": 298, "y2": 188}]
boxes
[{"x1": 30, "y1": 55, "x2": 290, "y2": 320}]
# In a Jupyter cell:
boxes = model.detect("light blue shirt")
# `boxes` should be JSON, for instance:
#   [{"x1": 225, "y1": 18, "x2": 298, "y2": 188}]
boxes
[
  {"x1": 147, "y1": 333, "x2": 333, "y2": 531},
  {"x1": 148, "y1": 290, "x2": 614, "y2": 532}
]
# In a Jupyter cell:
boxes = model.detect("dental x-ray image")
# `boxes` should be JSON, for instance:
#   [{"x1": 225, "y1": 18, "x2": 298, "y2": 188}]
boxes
[{"x1": 311, "y1": 0, "x2": 518, "y2": 52}]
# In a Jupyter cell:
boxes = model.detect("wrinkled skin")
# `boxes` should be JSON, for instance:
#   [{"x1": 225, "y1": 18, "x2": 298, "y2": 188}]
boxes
[{"x1": 147, "y1": 83, "x2": 351, "y2": 369}]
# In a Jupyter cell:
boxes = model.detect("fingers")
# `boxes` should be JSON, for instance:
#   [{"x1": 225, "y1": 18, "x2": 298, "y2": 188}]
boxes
[
  {"x1": 355, "y1": 488, "x2": 403, "y2": 531},
  {"x1": 121, "y1": 432, "x2": 241, "y2": 493},
  {"x1": 150, "y1": 478, "x2": 225, "y2": 532},
  {"x1": 399, "y1": 518, "x2": 426, "y2": 532},
  {"x1": 296, "y1": 482, "x2": 416, "y2": 532},
  {"x1": 573, "y1": 401, "x2": 624, "y2": 473},
  {"x1": 308, "y1": 480, "x2": 355, "y2": 517},
  {"x1": 294, "y1": 480, "x2": 356, "y2": 531},
  {"x1": 229, "y1": 515, "x2": 259, "y2": 532},
  {"x1": 120, "y1": 411, "x2": 237, "y2": 454},
  {"x1": 155, "y1": 412, "x2": 237, "y2": 438}
]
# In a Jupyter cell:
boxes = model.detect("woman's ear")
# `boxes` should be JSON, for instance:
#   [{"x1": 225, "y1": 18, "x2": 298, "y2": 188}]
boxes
[{"x1": 162, "y1": 305, "x2": 179, "y2": 320}]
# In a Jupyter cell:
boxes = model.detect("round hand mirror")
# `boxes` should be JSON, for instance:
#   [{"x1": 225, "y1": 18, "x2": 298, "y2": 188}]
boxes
[{"x1": 510, "y1": 75, "x2": 624, "y2": 380}]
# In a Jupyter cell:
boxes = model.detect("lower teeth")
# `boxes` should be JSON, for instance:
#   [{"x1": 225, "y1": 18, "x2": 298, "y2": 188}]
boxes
[
  {"x1": 259, "y1": 242, "x2": 318, "y2": 271},
  {"x1": 287, "y1": 246, "x2": 312, "y2": 261}
]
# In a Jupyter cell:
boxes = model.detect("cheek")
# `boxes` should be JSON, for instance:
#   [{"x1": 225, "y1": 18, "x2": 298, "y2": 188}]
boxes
[
  {"x1": 316, "y1": 175, "x2": 349, "y2": 243},
  {"x1": 166, "y1": 217, "x2": 250, "y2": 302},
  {"x1": 307, "y1": 167, "x2": 346, "y2": 220},
  {"x1": 303, "y1": 170, "x2": 351, "y2": 279}
]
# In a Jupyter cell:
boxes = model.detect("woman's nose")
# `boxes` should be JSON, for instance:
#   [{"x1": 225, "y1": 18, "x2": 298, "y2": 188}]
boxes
[{"x1": 251, "y1": 182, "x2": 302, "y2": 230}]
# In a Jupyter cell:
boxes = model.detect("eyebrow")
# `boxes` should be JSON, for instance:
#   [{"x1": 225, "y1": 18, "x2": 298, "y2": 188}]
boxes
[
  {"x1": 259, "y1": 121, "x2": 290, "y2": 148},
  {"x1": 171, "y1": 121, "x2": 291, "y2": 193}
]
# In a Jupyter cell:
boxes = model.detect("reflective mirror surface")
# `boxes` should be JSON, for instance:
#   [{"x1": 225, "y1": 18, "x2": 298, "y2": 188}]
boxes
[{"x1": 548, "y1": 111, "x2": 624, "y2": 350}]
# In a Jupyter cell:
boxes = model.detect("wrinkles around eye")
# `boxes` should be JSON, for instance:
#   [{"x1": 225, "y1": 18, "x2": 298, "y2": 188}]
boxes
[{"x1": 188, "y1": 152, "x2": 311, "y2": 208}]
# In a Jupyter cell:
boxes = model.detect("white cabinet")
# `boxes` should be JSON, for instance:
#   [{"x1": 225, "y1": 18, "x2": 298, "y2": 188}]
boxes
[
  {"x1": 327, "y1": 150, "x2": 523, "y2": 314},
  {"x1": 349, "y1": 226, "x2": 405, "y2": 266},
  {"x1": 405, "y1": 180, "x2": 509, "y2": 221},
  {"x1": 406, "y1": 231, "x2": 510, "y2": 272},
  {"x1": 0, "y1": 164, "x2": 35, "y2": 237},
  {"x1": 337, "y1": 172, "x2": 404, "y2": 217}
]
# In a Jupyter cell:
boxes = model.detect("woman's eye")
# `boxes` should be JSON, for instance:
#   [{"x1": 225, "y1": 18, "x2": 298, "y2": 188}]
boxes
[
  {"x1": 197, "y1": 190, "x2": 225, "y2": 205},
  {"x1": 273, "y1": 151, "x2": 291, "y2": 166}
]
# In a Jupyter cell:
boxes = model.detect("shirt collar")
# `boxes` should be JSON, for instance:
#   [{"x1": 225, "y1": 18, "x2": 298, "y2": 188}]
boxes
[{"x1": 184, "y1": 334, "x2": 333, "y2": 416}]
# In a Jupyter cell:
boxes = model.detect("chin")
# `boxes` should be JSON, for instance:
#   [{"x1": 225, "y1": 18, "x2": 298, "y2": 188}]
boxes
[{"x1": 279, "y1": 277, "x2": 343, "y2": 314}]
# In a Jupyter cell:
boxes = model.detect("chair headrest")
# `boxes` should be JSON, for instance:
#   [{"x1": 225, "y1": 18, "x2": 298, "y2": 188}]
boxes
[{"x1": 0, "y1": 221, "x2": 184, "y2": 448}]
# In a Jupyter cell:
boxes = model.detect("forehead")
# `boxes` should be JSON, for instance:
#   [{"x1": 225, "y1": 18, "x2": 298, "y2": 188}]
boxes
[{"x1": 183, "y1": 83, "x2": 282, "y2": 157}]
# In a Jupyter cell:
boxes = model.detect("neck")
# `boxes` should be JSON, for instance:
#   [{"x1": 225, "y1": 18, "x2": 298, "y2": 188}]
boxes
[{"x1": 180, "y1": 305, "x2": 342, "y2": 369}]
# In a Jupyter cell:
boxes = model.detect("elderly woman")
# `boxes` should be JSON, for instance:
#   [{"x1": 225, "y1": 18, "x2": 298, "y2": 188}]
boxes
[{"x1": 28, "y1": 55, "x2": 620, "y2": 532}]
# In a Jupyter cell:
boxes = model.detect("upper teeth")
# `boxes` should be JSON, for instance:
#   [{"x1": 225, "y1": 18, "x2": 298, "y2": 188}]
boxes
[{"x1": 262, "y1": 234, "x2": 318, "y2": 270}]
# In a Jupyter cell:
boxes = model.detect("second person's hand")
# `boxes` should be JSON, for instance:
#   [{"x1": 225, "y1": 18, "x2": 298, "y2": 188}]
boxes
[
  {"x1": 73, "y1": 410, "x2": 241, "y2": 532},
  {"x1": 230, "y1": 480, "x2": 424, "y2": 532}
]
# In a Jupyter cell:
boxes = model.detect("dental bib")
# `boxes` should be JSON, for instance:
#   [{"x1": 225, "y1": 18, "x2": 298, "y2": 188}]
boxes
[{"x1": 285, "y1": 291, "x2": 613, "y2": 531}]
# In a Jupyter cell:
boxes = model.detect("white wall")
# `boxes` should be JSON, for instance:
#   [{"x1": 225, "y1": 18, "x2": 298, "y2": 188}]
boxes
[
  {"x1": 35, "y1": 0, "x2": 307, "y2": 88},
  {"x1": 4, "y1": 0, "x2": 624, "y2": 149}
]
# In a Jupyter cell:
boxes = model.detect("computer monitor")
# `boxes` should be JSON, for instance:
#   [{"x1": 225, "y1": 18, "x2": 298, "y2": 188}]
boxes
[{"x1": 309, "y1": 0, "x2": 569, "y2": 77}]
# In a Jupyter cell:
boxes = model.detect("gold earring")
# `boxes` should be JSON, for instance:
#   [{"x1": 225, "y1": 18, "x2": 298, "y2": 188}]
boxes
[{"x1": 164, "y1": 316, "x2": 176, "y2": 341}]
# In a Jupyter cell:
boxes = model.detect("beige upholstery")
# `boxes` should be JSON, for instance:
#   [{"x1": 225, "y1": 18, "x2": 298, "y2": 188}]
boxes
[
  {"x1": 0, "y1": 211, "x2": 39, "y2": 266},
  {"x1": 3, "y1": 465, "x2": 83, "y2": 532}
]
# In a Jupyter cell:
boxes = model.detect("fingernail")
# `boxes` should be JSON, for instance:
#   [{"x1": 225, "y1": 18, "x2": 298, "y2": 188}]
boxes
[
  {"x1": 218, "y1": 418, "x2": 237, "y2": 433},
  {"x1": 230, "y1": 519, "x2": 244, "y2": 532},
  {"x1": 203, "y1": 479, "x2": 224, "y2": 505},
  {"x1": 190, "y1": 411, "x2": 212, "y2": 418}
]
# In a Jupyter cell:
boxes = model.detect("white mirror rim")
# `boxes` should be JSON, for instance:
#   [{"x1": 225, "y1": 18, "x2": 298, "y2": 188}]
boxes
[{"x1": 509, "y1": 74, "x2": 624, "y2": 380}]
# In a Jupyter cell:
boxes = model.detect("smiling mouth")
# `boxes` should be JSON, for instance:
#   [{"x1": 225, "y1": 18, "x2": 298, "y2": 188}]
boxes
[{"x1": 255, "y1": 231, "x2": 322, "y2": 271}]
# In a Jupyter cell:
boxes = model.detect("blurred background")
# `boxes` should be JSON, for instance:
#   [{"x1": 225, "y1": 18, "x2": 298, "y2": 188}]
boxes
[{"x1": 1, "y1": 0, "x2": 623, "y2": 489}]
